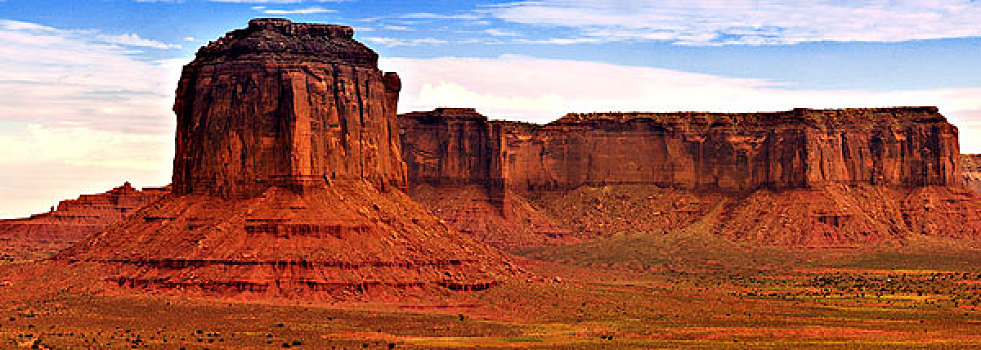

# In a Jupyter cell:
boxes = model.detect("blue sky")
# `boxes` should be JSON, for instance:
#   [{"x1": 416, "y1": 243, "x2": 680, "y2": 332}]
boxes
[{"x1": 1, "y1": 0, "x2": 981, "y2": 217}]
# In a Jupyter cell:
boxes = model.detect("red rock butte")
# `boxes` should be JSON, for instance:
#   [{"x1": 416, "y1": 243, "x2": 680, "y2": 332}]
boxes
[
  {"x1": 173, "y1": 18, "x2": 405, "y2": 196},
  {"x1": 56, "y1": 19, "x2": 518, "y2": 299}
]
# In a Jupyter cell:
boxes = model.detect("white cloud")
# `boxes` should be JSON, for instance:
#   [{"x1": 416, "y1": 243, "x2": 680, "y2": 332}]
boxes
[
  {"x1": 488, "y1": 0, "x2": 981, "y2": 45},
  {"x1": 380, "y1": 25, "x2": 412, "y2": 31},
  {"x1": 483, "y1": 28, "x2": 518, "y2": 37},
  {"x1": 365, "y1": 37, "x2": 447, "y2": 47},
  {"x1": 261, "y1": 6, "x2": 335, "y2": 14},
  {"x1": 0, "y1": 19, "x2": 181, "y2": 218},
  {"x1": 96, "y1": 33, "x2": 181, "y2": 49},
  {"x1": 399, "y1": 12, "x2": 482, "y2": 20},
  {"x1": 382, "y1": 55, "x2": 981, "y2": 151}
]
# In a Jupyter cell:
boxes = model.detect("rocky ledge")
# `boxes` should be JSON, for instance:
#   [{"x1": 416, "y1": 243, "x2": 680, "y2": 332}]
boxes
[{"x1": 193, "y1": 18, "x2": 378, "y2": 67}]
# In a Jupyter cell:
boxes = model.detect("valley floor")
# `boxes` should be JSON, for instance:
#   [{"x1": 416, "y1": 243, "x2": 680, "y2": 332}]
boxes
[{"x1": 3, "y1": 233, "x2": 981, "y2": 349}]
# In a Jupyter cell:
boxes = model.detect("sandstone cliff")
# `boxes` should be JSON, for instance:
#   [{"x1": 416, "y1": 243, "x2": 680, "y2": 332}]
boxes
[
  {"x1": 511, "y1": 107, "x2": 958, "y2": 193},
  {"x1": 0, "y1": 183, "x2": 167, "y2": 260},
  {"x1": 402, "y1": 107, "x2": 959, "y2": 195},
  {"x1": 963, "y1": 154, "x2": 981, "y2": 193},
  {"x1": 400, "y1": 107, "x2": 978, "y2": 248},
  {"x1": 173, "y1": 18, "x2": 405, "y2": 197},
  {"x1": 399, "y1": 109, "x2": 573, "y2": 249},
  {"x1": 399, "y1": 108, "x2": 507, "y2": 206},
  {"x1": 57, "y1": 19, "x2": 517, "y2": 299}
]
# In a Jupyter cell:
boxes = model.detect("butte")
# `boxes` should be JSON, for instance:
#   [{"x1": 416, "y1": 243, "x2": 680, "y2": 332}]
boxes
[{"x1": 56, "y1": 19, "x2": 518, "y2": 299}]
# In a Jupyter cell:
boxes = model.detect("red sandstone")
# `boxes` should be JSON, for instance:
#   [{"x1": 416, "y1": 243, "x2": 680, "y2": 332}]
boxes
[
  {"x1": 962, "y1": 154, "x2": 981, "y2": 194},
  {"x1": 0, "y1": 183, "x2": 167, "y2": 259},
  {"x1": 399, "y1": 108, "x2": 980, "y2": 248},
  {"x1": 56, "y1": 19, "x2": 518, "y2": 299}
]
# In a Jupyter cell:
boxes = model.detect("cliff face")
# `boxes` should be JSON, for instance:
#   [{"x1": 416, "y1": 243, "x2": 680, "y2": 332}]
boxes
[
  {"x1": 400, "y1": 107, "x2": 976, "y2": 248},
  {"x1": 399, "y1": 109, "x2": 577, "y2": 248},
  {"x1": 58, "y1": 19, "x2": 517, "y2": 298},
  {"x1": 0, "y1": 183, "x2": 168, "y2": 260},
  {"x1": 399, "y1": 108, "x2": 507, "y2": 207},
  {"x1": 506, "y1": 107, "x2": 958, "y2": 193},
  {"x1": 963, "y1": 154, "x2": 981, "y2": 193},
  {"x1": 173, "y1": 18, "x2": 405, "y2": 197},
  {"x1": 401, "y1": 107, "x2": 960, "y2": 194}
]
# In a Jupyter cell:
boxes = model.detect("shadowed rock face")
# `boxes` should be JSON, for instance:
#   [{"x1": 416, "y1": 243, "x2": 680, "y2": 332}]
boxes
[
  {"x1": 399, "y1": 108, "x2": 507, "y2": 206},
  {"x1": 173, "y1": 18, "x2": 405, "y2": 197},
  {"x1": 57, "y1": 20, "x2": 517, "y2": 299},
  {"x1": 963, "y1": 154, "x2": 981, "y2": 193}
]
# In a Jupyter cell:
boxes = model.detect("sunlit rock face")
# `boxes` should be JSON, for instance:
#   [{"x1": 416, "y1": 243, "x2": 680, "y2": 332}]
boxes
[
  {"x1": 56, "y1": 19, "x2": 518, "y2": 299},
  {"x1": 173, "y1": 18, "x2": 406, "y2": 197},
  {"x1": 0, "y1": 183, "x2": 168, "y2": 259},
  {"x1": 400, "y1": 107, "x2": 976, "y2": 249},
  {"x1": 506, "y1": 107, "x2": 959, "y2": 193},
  {"x1": 402, "y1": 107, "x2": 960, "y2": 194}
]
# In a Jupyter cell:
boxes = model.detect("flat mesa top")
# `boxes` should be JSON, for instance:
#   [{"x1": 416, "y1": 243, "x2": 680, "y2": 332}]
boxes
[
  {"x1": 191, "y1": 18, "x2": 378, "y2": 67},
  {"x1": 401, "y1": 108, "x2": 487, "y2": 122},
  {"x1": 555, "y1": 106, "x2": 947, "y2": 127}
]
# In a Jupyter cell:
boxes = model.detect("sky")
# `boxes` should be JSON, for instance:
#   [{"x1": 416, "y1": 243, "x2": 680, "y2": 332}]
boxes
[{"x1": 1, "y1": 0, "x2": 980, "y2": 218}]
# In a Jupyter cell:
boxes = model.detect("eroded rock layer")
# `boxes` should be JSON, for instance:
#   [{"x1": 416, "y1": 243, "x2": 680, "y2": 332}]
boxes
[
  {"x1": 399, "y1": 108, "x2": 979, "y2": 247},
  {"x1": 0, "y1": 183, "x2": 167, "y2": 260},
  {"x1": 57, "y1": 19, "x2": 517, "y2": 298},
  {"x1": 517, "y1": 108, "x2": 959, "y2": 192},
  {"x1": 173, "y1": 18, "x2": 405, "y2": 197},
  {"x1": 402, "y1": 107, "x2": 960, "y2": 195},
  {"x1": 963, "y1": 154, "x2": 981, "y2": 194},
  {"x1": 61, "y1": 182, "x2": 515, "y2": 298}
]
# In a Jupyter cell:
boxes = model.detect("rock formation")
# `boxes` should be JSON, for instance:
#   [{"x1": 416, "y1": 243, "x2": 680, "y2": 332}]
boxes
[
  {"x1": 511, "y1": 107, "x2": 958, "y2": 192},
  {"x1": 400, "y1": 108, "x2": 506, "y2": 206},
  {"x1": 173, "y1": 18, "x2": 405, "y2": 197},
  {"x1": 0, "y1": 183, "x2": 168, "y2": 260},
  {"x1": 400, "y1": 107, "x2": 980, "y2": 247},
  {"x1": 57, "y1": 19, "x2": 517, "y2": 298},
  {"x1": 399, "y1": 109, "x2": 572, "y2": 249},
  {"x1": 962, "y1": 154, "x2": 981, "y2": 193}
]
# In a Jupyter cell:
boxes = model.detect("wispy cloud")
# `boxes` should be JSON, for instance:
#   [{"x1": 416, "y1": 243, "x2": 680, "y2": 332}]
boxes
[
  {"x1": 96, "y1": 33, "x2": 181, "y2": 49},
  {"x1": 399, "y1": 12, "x2": 482, "y2": 20},
  {"x1": 364, "y1": 37, "x2": 447, "y2": 47},
  {"x1": 380, "y1": 25, "x2": 412, "y2": 31},
  {"x1": 487, "y1": 0, "x2": 981, "y2": 45},
  {"x1": 483, "y1": 28, "x2": 518, "y2": 37},
  {"x1": 259, "y1": 6, "x2": 335, "y2": 14}
]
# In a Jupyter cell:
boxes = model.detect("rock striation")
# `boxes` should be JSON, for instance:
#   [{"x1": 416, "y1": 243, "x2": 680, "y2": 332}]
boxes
[
  {"x1": 173, "y1": 18, "x2": 405, "y2": 197},
  {"x1": 400, "y1": 107, "x2": 979, "y2": 247},
  {"x1": 400, "y1": 108, "x2": 507, "y2": 207},
  {"x1": 0, "y1": 183, "x2": 168, "y2": 260},
  {"x1": 399, "y1": 109, "x2": 573, "y2": 249},
  {"x1": 402, "y1": 107, "x2": 959, "y2": 195},
  {"x1": 57, "y1": 19, "x2": 516, "y2": 299},
  {"x1": 514, "y1": 107, "x2": 959, "y2": 192}
]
